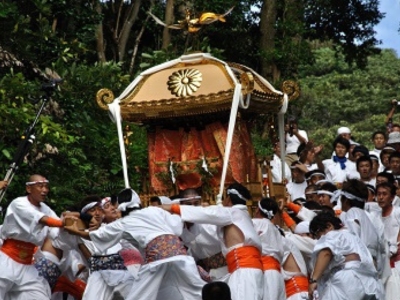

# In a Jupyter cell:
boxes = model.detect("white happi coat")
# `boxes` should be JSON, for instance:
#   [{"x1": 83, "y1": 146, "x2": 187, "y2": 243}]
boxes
[
  {"x1": 285, "y1": 232, "x2": 316, "y2": 274},
  {"x1": 373, "y1": 207, "x2": 400, "y2": 299},
  {"x1": 253, "y1": 218, "x2": 286, "y2": 300},
  {"x1": 0, "y1": 196, "x2": 59, "y2": 299},
  {"x1": 312, "y1": 229, "x2": 384, "y2": 300},
  {"x1": 179, "y1": 204, "x2": 263, "y2": 300},
  {"x1": 340, "y1": 207, "x2": 391, "y2": 281},
  {"x1": 88, "y1": 206, "x2": 205, "y2": 300}
]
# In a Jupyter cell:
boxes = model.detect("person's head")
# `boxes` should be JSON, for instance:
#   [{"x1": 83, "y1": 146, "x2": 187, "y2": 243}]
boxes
[
  {"x1": 294, "y1": 221, "x2": 312, "y2": 237},
  {"x1": 26, "y1": 174, "x2": 50, "y2": 206},
  {"x1": 224, "y1": 183, "x2": 251, "y2": 207},
  {"x1": 309, "y1": 212, "x2": 343, "y2": 239},
  {"x1": 256, "y1": 197, "x2": 279, "y2": 220},
  {"x1": 305, "y1": 184, "x2": 319, "y2": 202},
  {"x1": 380, "y1": 146, "x2": 396, "y2": 169},
  {"x1": 290, "y1": 161, "x2": 306, "y2": 183},
  {"x1": 149, "y1": 196, "x2": 162, "y2": 206},
  {"x1": 392, "y1": 124, "x2": 400, "y2": 133},
  {"x1": 178, "y1": 188, "x2": 201, "y2": 206},
  {"x1": 376, "y1": 171, "x2": 395, "y2": 185},
  {"x1": 389, "y1": 152, "x2": 400, "y2": 175},
  {"x1": 117, "y1": 188, "x2": 142, "y2": 216},
  {"x1": 80, "y1": 195, "x2": 104, "y2": 223},
  {"x1": 387, "y1": 132, "x2": 400, "y2": 152},
  {"x1": 101, "y1": 196, "x2": 119, "y2": 223},
  {"x1": 352, "y1": 145, "x2": 369, "y2": 161},
  {"x1": 366, "y1": 184, "x2": 376, "y2": 202},
  {"x1": 369, "y1": 154, "x2": 379, "y2": 177},
  {"x1": 337, "y1": 127, "x2": 351, "y2": 140},
  {"x1": 317, "y1": 182, "x2": 338, "y2": 207},
  {"x1": 371, "y1": 131, "x2": 387, "y2": 150},
  {"x1": 297, "y1": 142, "x2": 315, "y2": 164},
  {"x1": 340, "y1": 179, "x2": 368, "y2": 211},
  {"x1": 202, "y1": 281, "x2": 231, "y2": 300},
  {"x1": 305, "y1": 170, "x2": 326, "y2": 186},
  {"x1": 273, "y1": 141, "x2": 283, "y2": 157},
  {"x1": 356, "y1": 156, "x2": 372, "y2": 181},
  {"x1": 332, "y1": 136, "x2": 350, "y2": 158},
  {"x1": 376, "y1": 182, "x2": 396, "y2": 211}
]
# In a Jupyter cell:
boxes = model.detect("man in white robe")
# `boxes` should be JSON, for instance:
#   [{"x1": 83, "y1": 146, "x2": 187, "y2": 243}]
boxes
[
  {"x1": 0, "y1": 174, "x2": 63, "y2": 299},
  {"x1": 253, "y1": 198, "x2": 286, "y2": 300}
]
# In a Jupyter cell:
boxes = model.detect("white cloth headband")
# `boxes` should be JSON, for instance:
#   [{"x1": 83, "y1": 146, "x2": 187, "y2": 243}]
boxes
[
  {"x1": 227, "y1": 189, "x2": 247, "y2": 201},
  {"x1": 26, "y1": 180, "x2": 49, "y2": 186},
  {"x1": 341, "y1": 190, "x2": 365, "y2": 202},
  {"x1": 258, "y1": 201, "x2": 274, "y2": 219},
  {"x1": 118, "y1": 189, "x2": 141, "y2": 211},
  {"x1": 81, "y1": 202, "x2": 99, "y2": 214},
  {"x1": 317, "y1": 190, "x2": 334, "y2": 197},
  {"x1": 171, "y1": 195, "x2": 201, "y2": 203},
  {"x1": 100, "y1": 197, "x2": 111, "y2": 208}
]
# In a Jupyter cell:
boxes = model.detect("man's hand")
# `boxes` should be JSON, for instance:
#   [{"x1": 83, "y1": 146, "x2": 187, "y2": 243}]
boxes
[{"x1": 0, "y1": 180, "x2": 8, "y2": 190}]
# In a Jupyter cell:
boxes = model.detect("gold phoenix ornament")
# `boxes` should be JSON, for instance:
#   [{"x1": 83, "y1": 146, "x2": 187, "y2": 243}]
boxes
[
  {"x1": 149, "y1": 6, "x2": 234, "y2": 33},
  {"x1": 167, "y1": 68, "x2": 202, "y2": 97}
]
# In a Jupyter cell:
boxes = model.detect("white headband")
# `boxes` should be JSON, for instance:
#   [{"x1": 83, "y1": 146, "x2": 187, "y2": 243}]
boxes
[
  {"x1": 172, "y1": 195, "x2": 201, "y2": 203},
  {"x1": 100, "y1": 197, "x2": 111, "y2": 208},
  {"x1": 227, "y1": 189, "x2": 247, "y2": 201},
  {"x1": 81, "y1": 202, "x2": 99, "y2": 214},
  {"x1": 26, "y1": 180, "x2": 49, "y2": 186},
  {"x1": 341, "y1": 190, "x2": 365, "y2": 203},
  {"x1": 258, "y1": 201, "x2": 274, "y2": 219},
  {"x1": 118, "y1": 189, "x2": 141, "y2": 212},
  {"x1": 317, "y1": 190, "x2": 334, "y2": 197}
]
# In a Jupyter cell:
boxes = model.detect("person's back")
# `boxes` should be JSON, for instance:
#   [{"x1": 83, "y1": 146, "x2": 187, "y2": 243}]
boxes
[{"x1": 202, "y1": 281, "x2": 231, "y2": 300}]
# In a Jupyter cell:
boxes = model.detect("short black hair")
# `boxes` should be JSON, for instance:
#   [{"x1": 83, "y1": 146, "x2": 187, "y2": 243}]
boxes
[
  {"x1": 376, "y1": 172, "x2": 395, "y2": 185},
  {"x1": 356, "y1": 156, "x2": 372, "y2": 169},
  {"x1": 341, "y1": 179, "x2": 367, "y2": 209},
  {"x1": 333, "y1": 136, "x2": 350, "y2": 151},
  {"x1": 371, "y1": 131, "x2": 386, "y2": 140},
  {"x1": 226, "y1": 183, "x2": 251, "y2": 205},
  {"x1": 202, "y1": 282, "x2": 231, "y2": 300},
  {"x1": 376, "y1": 182, "x2": 397, "y2": 196},
  {"x1": 389, "y1": 152, "x2": 400, "y2": 162}
]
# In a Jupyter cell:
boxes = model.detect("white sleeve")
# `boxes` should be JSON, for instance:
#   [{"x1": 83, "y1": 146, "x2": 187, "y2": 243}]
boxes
[
  {"x1": 89, "y1": 220, "x2": 125, "y2": 252},
  {"x1": 180, "y1": 206, "x2": 233, "y2": 226}
]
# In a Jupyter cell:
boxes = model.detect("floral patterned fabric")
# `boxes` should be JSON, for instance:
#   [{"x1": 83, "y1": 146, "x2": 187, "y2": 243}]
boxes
[
  {"x1": 198, "y1": 251, "x2": 227, "y2": 272},
  {"x1": 34, "y1": 256, "x2": 62, "y2": 289},
  {"x1": 145, "y1": 234, "x2": 187, "y2": 263},
  {"x1": 88, "y1": 253, "x2": 127, "y2": 272}
]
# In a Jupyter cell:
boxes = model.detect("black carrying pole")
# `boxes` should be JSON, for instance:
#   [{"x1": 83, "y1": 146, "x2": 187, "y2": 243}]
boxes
[{"x1": 0, "y1": 80, "x2": 59, "y2": 204}]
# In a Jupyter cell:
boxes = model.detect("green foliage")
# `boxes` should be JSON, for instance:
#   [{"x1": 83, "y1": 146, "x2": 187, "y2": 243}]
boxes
[{"x1": 293, "y1": 48, "x2": 400, "y2": 158}]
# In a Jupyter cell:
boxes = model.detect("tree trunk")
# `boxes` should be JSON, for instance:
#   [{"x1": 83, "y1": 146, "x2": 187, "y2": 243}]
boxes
[
  {"x1": 162, "y1": 0, "x2": 174, "y2": 49},
  {"x1": 94, "y1": 1, "x2": 106, "y2": 63},
  {"x1": 117, "y1": 0, "x2": 142, "y2": 62},
  {"x1": 259, "y1": 0, "x2": 278, "y2": 81}
]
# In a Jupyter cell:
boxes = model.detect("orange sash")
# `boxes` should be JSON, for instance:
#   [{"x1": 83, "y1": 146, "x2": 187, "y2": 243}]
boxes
[
  {"x1": 226, "y1": 245, "x2": 262, "y2": 273},
  {"x1": 53, "y1": 276, "x2": 86, "y2": 300},
  {"x1": 285, "y1": 276, "x2": 309, "y2": 298},
  {"x1": 261, "y1": 256, "x2": 281, "y2": 272},
  {"x1": 1, "y1": 239, "x2": 36, "y2": 264}
]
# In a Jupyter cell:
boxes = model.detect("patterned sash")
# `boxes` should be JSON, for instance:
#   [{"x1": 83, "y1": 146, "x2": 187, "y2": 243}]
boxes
[
  {"x1": 198, "y1": 252, "x2": 227, "y2": 272},
  {"x1": 34, "y1": 256, "x2": 62, "y2": 289},
  {"x1": 88, "y1": 253, "x2": 127, "y2": 272},
  {"x1": 145, "y1": 234, "x2": 187, "y2": 263}
]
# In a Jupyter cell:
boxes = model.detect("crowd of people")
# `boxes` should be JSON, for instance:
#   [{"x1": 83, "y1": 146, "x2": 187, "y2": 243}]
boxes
[{"x1": 2, "y1": 107, "x2": 400, "y2": 300}]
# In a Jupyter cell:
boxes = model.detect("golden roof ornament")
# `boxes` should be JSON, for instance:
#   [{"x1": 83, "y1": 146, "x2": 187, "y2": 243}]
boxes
[
  {"x1": 167, "y1": 68, "x2": 202, "y2": 97},
  {"x1": 148, "y1": 6, "x2": 234, "y2": 33}
]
